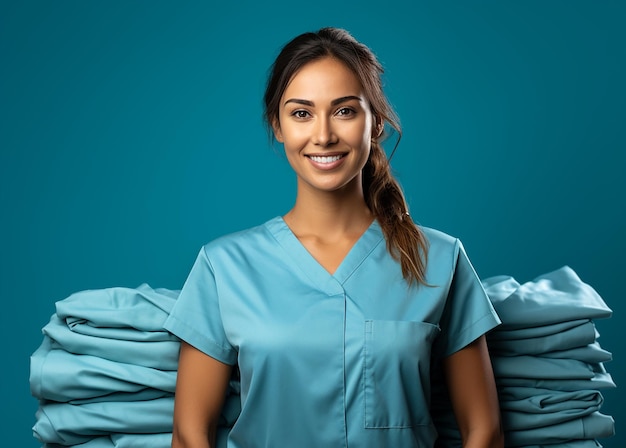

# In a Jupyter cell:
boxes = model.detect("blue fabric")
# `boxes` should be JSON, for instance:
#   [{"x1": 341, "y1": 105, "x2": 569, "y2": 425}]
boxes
[
  {"x1": 30, "y1": 336, "x2": 176, "y2": 403},
  {"x1": 521, "y1": 441, "x2": 603, "y2": 448},
  {"x1": 110, "y1": 433, "x2": 172, "y2": 448},
  {"x1": 55, "y1": 284, "x2": 178, "y2": 329},
  {"x1": 484, "y1": 271, "x2": 615, "y2": 447},
  {"x1": 33, "y1": 397, "x2": 175, "y2": 445},
  {"x1": 503, "y1": 404, "x2": 603, "y2": 431},
  {"x1": 164, "y1": 217, "x2": 500, "y2": 448},
  {"x1": 495, "y1": 372, "x2": 616, "y2": 392},
  {"x1": 110, "y1": 431, "x2": 227, "y2": 448},
  {"x1": 31, "y1": 283, "x2": 242, "y2": 447},
  {"x1": 539, "y1": 342, "x2": 612, "y2": 364},
  {"x1": 483, "y1": 267, "x2": 612, "y2": 329},
  {"x1": 488, "y1": 320, "x2": 597, "y2": 355},
  {"x1": 42, "y1": 316, "x2": 180, "y2": 370},
  {"x1": 491, "y1": 356, "x2": 600, "y2": 380},
  {"x1": 498, "y1": 387, "x2": 604, "y2": 413},
  {"x1": 435, "y1": 439, "x2": 604, "y2": 448},
  {"x1": 490, "y1": 319, "x2": 593, "y2": 340},
  {"x1": 433, "y1": 270, "x2": 615, "y2": 447},
  {"x1": 504, "y1": 412, "x2": 614, "y2": 446}
]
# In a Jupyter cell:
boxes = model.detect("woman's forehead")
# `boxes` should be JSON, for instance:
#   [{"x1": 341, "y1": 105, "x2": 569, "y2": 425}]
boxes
[{"x1": 282, "y1": 57, "x2": 364, "y2": 102}]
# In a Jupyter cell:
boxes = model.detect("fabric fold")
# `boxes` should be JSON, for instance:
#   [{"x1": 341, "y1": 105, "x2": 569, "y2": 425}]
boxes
[
  {"x1": 483, "y1": 267, "x2": 612, "y2": 329},
  {"x1": 488, "y1": 320, "x2": 597, "y2": 355},
  {"x1": 504, "y1": 411, "x2": 614, "y2": 446},
  {"x1": 33, "y1": 397, "x2": 175, "y2": 445},
  {"x1": 31, "y1": 336, "x2": 176, "y2": 403}
]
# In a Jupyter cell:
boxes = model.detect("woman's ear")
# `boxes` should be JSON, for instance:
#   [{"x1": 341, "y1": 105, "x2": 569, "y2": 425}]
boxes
[
  {"x1": 272, "y1": 118, "x2": 284, "y2": 143},
  {"x1": 373, "y1": 116, "x2": 384, "y2": 138}
]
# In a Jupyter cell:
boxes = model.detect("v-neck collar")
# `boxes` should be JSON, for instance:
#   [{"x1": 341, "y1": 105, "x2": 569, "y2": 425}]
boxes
[{"x1": 265, "y1": 216, "x2": 384, "y2": 295}]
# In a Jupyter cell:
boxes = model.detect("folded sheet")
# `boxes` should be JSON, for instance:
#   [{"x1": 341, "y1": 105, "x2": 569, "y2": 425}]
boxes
[
  {"x1": 498, "y1": 387, "x2": 604, "y2": 413},
  {"x1": 491, "y1": 356, "x2": 599, "y2": 380},
  {"x1": 483, "y1": 267, "x2": 612, "y2": 329},
  {"x1": 43, "y1": 314, "x2": 180, "y2": 370},
  {"x1": 496, "y1": 371, "x2": 616, "y2": 391},
  {"x1": 488, "y1": 320, "x2": 597, "y2": 355},
  {"x1": 489, "y1": 319, "x2": 592, "y2": 341},
  {"x1": 109, "y1": 432, "x2": 171, "y2": 448},
  {"x1": 109, "y1": 430, "x2": 230, "y2": 448},
  {"x1": 503, "y1": 405, "x2": 603, "y2": 431},
  {"x1": 518, "y1": 440, "x2": 603, "y2": 448},
  {"x1": 33, "y1": 397, "x2": 175, "y2": 445},
  {"x1": 504, "y1": 411, "x2": 614, "y2": 446},
  {"x1": 540, "y1": 342, "x2": 612, "y2": 364},
  {"x1": 30, "y1": 336, "x2": 176, "y2": 403},
  {"x1": 56, "y1": 284, "x2": 178, "y2": 332}
]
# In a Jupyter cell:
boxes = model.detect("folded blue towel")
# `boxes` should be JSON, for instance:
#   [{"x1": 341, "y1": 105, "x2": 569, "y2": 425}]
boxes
[
  {"x1": 495, "y1": 371, "x2": 616, "y2": 392},
  {"x1": 502, "y1": 404, "x2": 603, "y2": 431},
  {"x1": 498, "y1": 387, "x2": 603, "y2": 413},
  {"x1": 56, "y1": 284, "x2": 178, "y2": 332},
  {"x1": 33, "y1": 397, "x2": 175, "y2": 445},
  {"x1": 42, "y1": 314, "x2": 180, "y2": 370},
  {"x1": 491, "y1": 356, "x2": 600, "y2": 380},
  {"x1": 504, "y1": 411, "x2": 614, "y2": 446},
  {"x1": 515, "y1": 440, "x2": 602, "y2": 448},
  {"x1": 110, "y1": 432, "x2": 172, "y2": 448},
  {"x1": 488, "y1": 320, "x2": 597, "y2": 355},
  {"x1": 539, "y1": 342, "x2": 612, "y2": 364},
  {"x1": 483, "y1": 267, "x2": 612, "y2": 329},
  {"x1": 489, "y1": 319, "x2": 592, "y2": 340},
  {"x1": 30, "y1": 336, "x2": 176, "y2": 403}
]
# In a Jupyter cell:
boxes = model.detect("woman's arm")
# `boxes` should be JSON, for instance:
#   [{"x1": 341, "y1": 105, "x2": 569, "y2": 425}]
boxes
[
  {"x1": 171, "y1": 341, "x2": 233, "y2": 448},
  {"x1": 442, "y1": 335, "x2": 503, "y2": 448}
]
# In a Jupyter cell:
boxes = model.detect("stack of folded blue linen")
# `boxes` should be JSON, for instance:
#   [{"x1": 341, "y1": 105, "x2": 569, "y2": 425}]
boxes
[
  {"x1": 30, "y1": 284, "x2": 181, "y2": 447},
  {"x1": 30, "y1": 284, "x2": 241, "y2": 448},
  {"x1": 433, "y1": 266, "x2": 615, "y2": 448},
  {"x1": 484, "y1": 266, "x2": 616, "y2": 447}
]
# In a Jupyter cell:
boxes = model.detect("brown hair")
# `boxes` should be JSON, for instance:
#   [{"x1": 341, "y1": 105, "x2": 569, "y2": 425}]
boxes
[{"x1": 263, "y1": 27, "x2": 429, "y2": 285}]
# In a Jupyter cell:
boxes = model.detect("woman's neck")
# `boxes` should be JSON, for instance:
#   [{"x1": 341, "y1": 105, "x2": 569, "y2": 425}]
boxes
[{"x1": 284, "y1": 181, "x2": 373, "y2": 241}]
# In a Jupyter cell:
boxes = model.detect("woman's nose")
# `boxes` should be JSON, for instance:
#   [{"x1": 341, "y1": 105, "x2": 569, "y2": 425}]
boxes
[{"x1": 312, "y1": 117, "x2": 337, "y2": 147}]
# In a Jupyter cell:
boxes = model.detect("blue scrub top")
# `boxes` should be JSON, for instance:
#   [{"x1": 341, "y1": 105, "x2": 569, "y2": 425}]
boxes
[{"x1": 164, "y1": 217, "x2": 500, "y2": 448}]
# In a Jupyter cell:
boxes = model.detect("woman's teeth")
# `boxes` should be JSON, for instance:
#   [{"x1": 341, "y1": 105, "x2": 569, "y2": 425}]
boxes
[{"x1": 309, "y1": 155, "x2": 343, "y2": 163}]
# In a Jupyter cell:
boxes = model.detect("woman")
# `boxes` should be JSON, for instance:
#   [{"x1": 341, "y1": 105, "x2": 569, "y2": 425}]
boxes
[{"x1": 164, "y1": 27, "x2": 503, "y2": 448}]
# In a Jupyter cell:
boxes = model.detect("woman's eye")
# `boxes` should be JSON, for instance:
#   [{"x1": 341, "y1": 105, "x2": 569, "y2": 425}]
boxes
[
  {"x1": 337, "y1": 107, "x2": 355, "y2": 117},
  {"x1": 292, "y1": 110, "x2": 310, "y2": 119}
]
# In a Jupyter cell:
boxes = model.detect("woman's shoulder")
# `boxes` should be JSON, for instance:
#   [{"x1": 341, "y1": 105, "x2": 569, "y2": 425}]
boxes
[{"x1": 419, "y1": 225, "x2": 460, "y2": 250}]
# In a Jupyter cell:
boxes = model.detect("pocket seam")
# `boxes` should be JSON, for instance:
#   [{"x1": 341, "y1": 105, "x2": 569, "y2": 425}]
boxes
[{"x1": 363, "y1": 320, "x2": 440, "y2": 429}]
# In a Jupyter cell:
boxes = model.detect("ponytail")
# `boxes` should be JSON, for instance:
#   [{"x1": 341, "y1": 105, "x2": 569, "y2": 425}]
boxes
[{"x1": 363, "y1": 140, "x2": 429, "y2": 286}]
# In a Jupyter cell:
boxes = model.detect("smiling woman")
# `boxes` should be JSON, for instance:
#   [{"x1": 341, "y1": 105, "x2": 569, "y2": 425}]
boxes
[
  {"x1": 274, "y1": 58, "x2": 374, "y2": 196},
  {"x1": 163, "y1": 27, "x2": 503, "y2": 448}
]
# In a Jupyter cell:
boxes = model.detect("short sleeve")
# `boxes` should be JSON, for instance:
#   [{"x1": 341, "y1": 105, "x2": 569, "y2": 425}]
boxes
[
  {"x1": 436, "y1": 240, "x2": 501, "y2": 358},
  {"x1": 163, "y1": 247, "x2": 237, "y2": 365}
]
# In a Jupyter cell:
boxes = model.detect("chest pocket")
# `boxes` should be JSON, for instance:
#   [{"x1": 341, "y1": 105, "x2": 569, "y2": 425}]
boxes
[{"x1": 363, "y1": 320, "x2": 440, "y2": 429}]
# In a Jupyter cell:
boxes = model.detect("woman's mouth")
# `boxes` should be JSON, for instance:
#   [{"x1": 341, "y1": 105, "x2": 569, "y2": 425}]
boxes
[
  {"x1": 306, "y1": 153, "x2": 347, "y2": 170},
  {"x1": 309, "y1": 155, "x2": 344, "y2": 163}
]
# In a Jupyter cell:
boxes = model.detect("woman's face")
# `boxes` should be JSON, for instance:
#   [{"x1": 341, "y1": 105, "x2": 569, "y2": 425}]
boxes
[{"x1": 274, "y1": 57, "x2": 376, "y2": 195}]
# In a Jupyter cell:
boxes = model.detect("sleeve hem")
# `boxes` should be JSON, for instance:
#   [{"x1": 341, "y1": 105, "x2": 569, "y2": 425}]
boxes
[
  {"x1": 442, "y1": 312, "x2": 501, "y2": 358},
  {"x1": 164, "y1": 314, "x2": 237, "y2": 365}
]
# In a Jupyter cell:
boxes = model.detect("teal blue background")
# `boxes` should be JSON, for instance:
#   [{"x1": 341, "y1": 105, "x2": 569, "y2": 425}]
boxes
[{"x1": 2, "y1": 1, "x2": 624, "y2": 446}]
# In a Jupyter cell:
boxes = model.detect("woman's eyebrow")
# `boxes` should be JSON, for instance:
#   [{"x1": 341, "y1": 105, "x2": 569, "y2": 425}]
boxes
[{"x1": 283, "y1": 95, "x2": 363, "y2": 107}]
